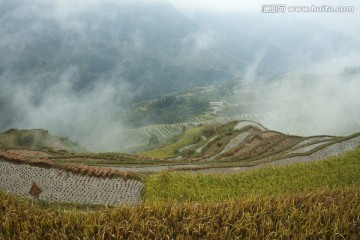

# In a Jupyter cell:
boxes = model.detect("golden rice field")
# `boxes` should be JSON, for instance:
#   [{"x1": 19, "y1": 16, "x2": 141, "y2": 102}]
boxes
[
  {"x1": 0, "y1": 146, "x2": 359, "y2": 238},
  {"x1": 0, "y1": 187, "x2": 359, "y2": 239},
  {"x1": 144, "y1": 147, "x2": 360, "y2": 203}
]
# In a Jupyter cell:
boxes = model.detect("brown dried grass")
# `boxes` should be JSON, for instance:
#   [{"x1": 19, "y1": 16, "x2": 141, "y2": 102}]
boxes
[{"x1": 63, "y1": 164, "x2": 133, "y2": 180}]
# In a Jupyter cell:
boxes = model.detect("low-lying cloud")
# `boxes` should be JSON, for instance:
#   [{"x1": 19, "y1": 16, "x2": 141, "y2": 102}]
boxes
[
  {"x1": 0, "y1": 0, "x2": 359, "y2": 151},
  {"x1": 1, "y1": 66, "x2": 129, "y2": 149},
  {"x1": 250, "y1": 54, "x2": 360, "y2": 136}
]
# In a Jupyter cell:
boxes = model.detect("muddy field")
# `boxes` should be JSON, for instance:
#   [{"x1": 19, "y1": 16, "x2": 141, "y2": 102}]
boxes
[{"x1": 0, "y1": 159, "x2": 143, "y2": 206}]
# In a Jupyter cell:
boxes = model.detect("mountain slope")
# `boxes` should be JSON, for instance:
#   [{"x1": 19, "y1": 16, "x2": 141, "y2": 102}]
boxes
[
  {"x1": 0, "y1": 128, "x2": 85, "y2": 152},
  {"x1": 1, "y1": 0, "x2": 360, "y2": 141}
]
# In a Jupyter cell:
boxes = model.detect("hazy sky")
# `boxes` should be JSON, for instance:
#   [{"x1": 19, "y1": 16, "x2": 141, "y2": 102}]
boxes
[
  {"x1": 163, "y1": 0, "x2": 360, "y2": 39},
  {"x1": 53, "y1": 0, "x2": 360, "y2": 38}
]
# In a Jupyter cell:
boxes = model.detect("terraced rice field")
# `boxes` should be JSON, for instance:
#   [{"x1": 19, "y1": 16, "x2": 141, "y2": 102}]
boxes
[
  {"x1": 195, "y1": 136, "x2": 217, "y2": 153},
  {"x1": 200, "y1": 131, "x2": 252, "y2": 162},
  {"x1": 0, "y1": 134, "x2": 359, "y2": 206},
  {"x1": 198, "y1": 134, "x2": 360, "y2": 174},
  {"x1": 0, "y1": 159, "x2": 143, "y2": 206},
  {"x1": 102, "y1": 133, "x2": 360, "y2": 174},
  {"x1": 287, "y1": 141, "x2": 331, "y2": 154},
  {"x1": 91, "y1": 117, "x2": 269, "y2": 152},
  {"x1": 290, "y1": 136, "x2": 333, "y2": 149},
  {"x1": 95, "y1": 123, "x2": 188, "y2": 152},
  {"x1": 1, "y1": 120, "x2": 359, "y2": 207},
  {"x1": 274, "y1": 135, "x2": 360, "y2": 165},
  {"x1": 220, "y1": 132, "x2": 252, "y2": 154}
]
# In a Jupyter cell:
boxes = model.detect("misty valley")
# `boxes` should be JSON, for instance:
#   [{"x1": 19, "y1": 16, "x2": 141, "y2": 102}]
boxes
[{"x1": 0, "y1": 0, "x2": 360, "y2": 239}]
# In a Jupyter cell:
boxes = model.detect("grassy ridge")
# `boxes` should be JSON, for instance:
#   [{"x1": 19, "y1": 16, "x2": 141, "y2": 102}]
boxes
[
  {"x1": 142, "y1": 126, "x2": 204, "y2": 158},
  {"x1": 144, "y1": 148, "x2": 360, "y2": 203},
  {"x1": 0, "y1": 188, "x2": 359, "y2": 239}
]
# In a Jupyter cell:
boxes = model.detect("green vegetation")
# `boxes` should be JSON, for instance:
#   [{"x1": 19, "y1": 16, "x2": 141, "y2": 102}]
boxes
[
  {"x1": 125, "y1": 96, "x2": 210, "y2": 128},
  {"x1": 0, "y1": 129, "x2": 85, "y2": 152},
  {"x1": 0, "y1": 142, "x2": 359, "y2": 238},
  {"x1": 144, "y1": 148, "x2": 360, "y2": 203},
  {"x1": 16, "y1": 133, "x2": 35, "y2": 148},
  {"x1": 141, "y1": 121, "x2": 245, "y2": 159},
  {"x1": 0, "y1": 187, "x2": 359, "y2": 239},
  {"x1": 142, "y1": 126, "x2": 204, "y2": 158}
]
